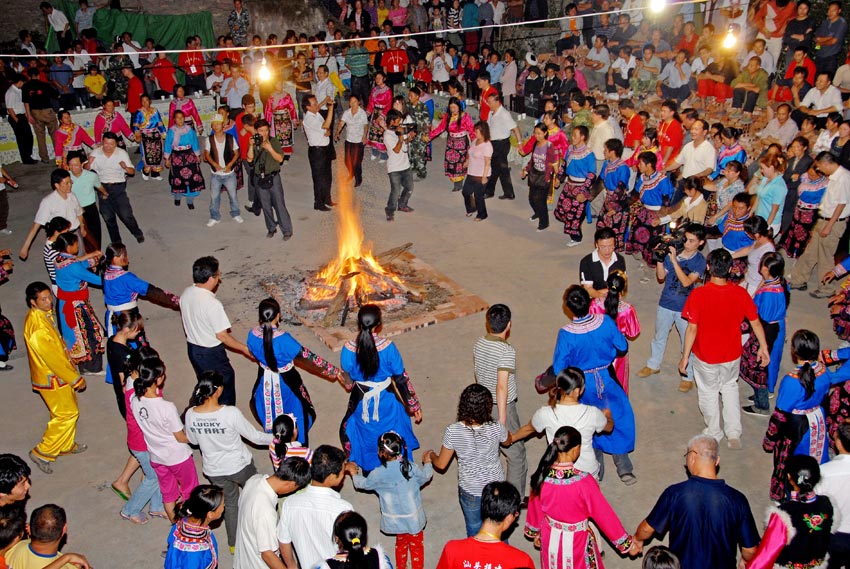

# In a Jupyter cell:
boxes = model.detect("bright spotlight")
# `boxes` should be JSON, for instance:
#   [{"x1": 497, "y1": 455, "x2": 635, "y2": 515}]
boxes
[
  {"x1": 723, "y1": 27, "x2": 737, "y2": 49},
  {"x1": 259, "y1": 57, "x2": 271, "y2": 82},
  {"x1": 649, "y1": 0, "x2": 666, "y2": 13}
]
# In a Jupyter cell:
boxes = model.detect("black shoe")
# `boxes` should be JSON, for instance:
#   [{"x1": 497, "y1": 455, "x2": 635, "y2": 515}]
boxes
[
  {"x1": 355, "y1": 180, "x2": 362, "y2": 187},
  {"x1": 398, "y1": 206, "x2": 415, "y2": 213},
  {"x1": 498, "y1": 195, "x2": 515, "y2": 200},
  {"x1": 135, "y1": 235, "x2": 145, "y2": 244},
  {"x1": 327, "y1": 200, "x2": 337, "y2": 207},
  {"x1": 174, "y1": 199, "x2": 180, "y2": 207},
  {"x1": 187, "y1": 203, "x2": 195, "y2": 210},
  {"x1": 315, "y1": 205, "x2": 331, "y2": 212},
  {"x1": 266, "y1": 230, "x2": 276, "y2": 238},
  {"x1": 484, "y1": 193, "x2": 495, "y2": 199},
  {"x1": 22, "y1": 159, "x2": 38, "y2": 165},
  {"x1": 742, "y1": 405, "x2": 770, "y2": 417}
]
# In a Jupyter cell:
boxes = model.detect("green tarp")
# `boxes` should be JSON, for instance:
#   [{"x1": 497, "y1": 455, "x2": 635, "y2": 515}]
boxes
[{"x1": 44, "y1": 0, "x2": 214, "y2": 58}]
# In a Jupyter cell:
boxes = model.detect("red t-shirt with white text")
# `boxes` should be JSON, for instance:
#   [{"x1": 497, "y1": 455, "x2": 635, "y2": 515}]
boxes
[{"x1": 436, "y1": 538, "x2": 535, "y2": 569}]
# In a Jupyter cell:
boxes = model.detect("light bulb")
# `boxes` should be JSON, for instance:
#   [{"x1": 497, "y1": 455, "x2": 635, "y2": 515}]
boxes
[
  {"x1": 723, "y1": 27, "x2": 737, "y2": 49},
  {"x1": 649, "y1": 0, "x2": 666, "y2": 13},
  {"x1": 259, "y1": 57, "x2": 271, "y2": 82}
]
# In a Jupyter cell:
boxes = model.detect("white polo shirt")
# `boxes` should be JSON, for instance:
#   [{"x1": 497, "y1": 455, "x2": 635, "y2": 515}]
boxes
[
  {"x1": 234, "y1": 475, "x2": 283, "y2": 569},
  {"x1": 33, "y1": 191, "x2": 82, "y2": 230},
  {"x1": 89, "y1": 147, "x2": 132, "y2": 184},
  {"x1": 341, "y1": 108, "x2": 369, "y2": 144},
  {"x1": 384, "y1": 128, "x2": 410, "y2": 173},
  {"x1": 820, "y1": 165, "x2": 850, "y2": 220},
  {"x1": 47, "y1": 9, "x2": 69, "y2": 32},
  {"x1": 675, "y1": 139, "x2": 717, "y2": 178},
  {"x1": 487, "y1": 105, "x2": 517, "y2": 141},
  {"x1": 179, "y1": 284, "x2": 231, "y2": 348},
  {"x1": 303, "y1": 111, "x2": 330, "y2": 147},
  {"x1": 800, "y1": 85, "x2": 844, "y2": 118},
  {"x1": 277, "y1": 485, "x2": 353, "y2": 569}
]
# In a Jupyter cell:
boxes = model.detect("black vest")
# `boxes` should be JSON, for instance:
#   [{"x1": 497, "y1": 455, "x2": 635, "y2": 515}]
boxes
[{"x1": 208, "y1": 133, "x2": 236, "y2": 166}]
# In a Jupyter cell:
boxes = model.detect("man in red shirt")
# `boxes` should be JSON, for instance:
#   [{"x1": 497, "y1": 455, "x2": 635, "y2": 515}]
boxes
[
  {"x1": 178, "y1": 37, "x2": 206, "y2": 95},
  {"x1": 477, "y1": 72, "x2": 498, "y2": 122},
  {"x1": 122, "y1": 66, "x2": 144, "y2": 115},
  {"x1": 435, "y1": 481, "x2": 534, "y2": 569},
  {"x1": 382, "y1": 37, "x2": 409, "y2": 92},
  {"x1": 620, "y1": 98, "x2": 643, "y2": 154},
  {"x1": 151, "y1": 50, "x2": 177, "y2": 98},
  {"x1": 680, "y1": 249, "x2": 769, "y2": 450},
  {"x1": 234, "y1": 94, "x2": 261, "y2": 216}
]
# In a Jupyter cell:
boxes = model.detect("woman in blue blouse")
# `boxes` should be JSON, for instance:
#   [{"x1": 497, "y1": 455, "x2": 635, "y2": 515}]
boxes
[{"x1": 164, "y1": 110, "x2": 205, "y2": 209}]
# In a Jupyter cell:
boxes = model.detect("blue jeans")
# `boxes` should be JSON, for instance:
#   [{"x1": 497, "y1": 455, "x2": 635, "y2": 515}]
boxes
[
  {"x1": 121, "y1": 450, "x2": 163, "y2": 517},
  {"x1": 386, "y1": 168, "x2": 414, "y2": 217},
  {"x1": 458, "y1": 488, "x2": 482, "y2": 537},
  {"x1": 209, "y1": 171, "x2": 240, "y2": 220},
  {"x1": 647, "y1": 305, "x2": 693, "y2": 381},
  {"x1": 753, "y1": 386, "x2": 770, "y2": 411}
]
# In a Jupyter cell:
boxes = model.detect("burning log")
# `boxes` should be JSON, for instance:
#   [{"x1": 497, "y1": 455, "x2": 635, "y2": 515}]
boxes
[
  {"x1": 298, "y1": 298, "x2": 334, "y2": 310},
  {"x1": 375, "y1": 243, "x2": 413, "y2": 264},
  {"x1": 321, "y1": 281, "x2": 352, "y2": 327}
]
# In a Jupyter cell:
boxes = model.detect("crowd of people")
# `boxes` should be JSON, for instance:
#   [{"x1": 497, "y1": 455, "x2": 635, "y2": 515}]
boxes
[{"x1": 3, "y1": 0, "x2": 850, "y2": 568}]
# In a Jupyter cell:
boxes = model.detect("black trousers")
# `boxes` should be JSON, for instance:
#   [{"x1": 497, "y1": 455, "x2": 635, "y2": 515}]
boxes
[
  {"x1": 732, "y1": 88, "x2": 759, "y2": 113},
  {"x1": 308, "y1": 145, "x2": 333, "y2": 207},
  {"x1": 485, "y1": 138, "x2": 514, "y2": 198},
  {"x1": 529, "y1": 182, "x2": 549, "y2": 229},
  {"x1": 0, "y1": 191, "x2": 7, "y2": 231},
  {"x1": 9, "y1": 114, "x2": 33, "y2": 163},
  {"x1": 81, "y1": 202, "x2": 102, "y2": 253},
  {"x1": 828, "y1": 532, "x2": 850, "y2": 569},
  {"x1": 98, "y1": 182, "x2": 144, "y2": 244},
  {"x1": 462, "y1": 175, "x2": 487, "y2": 219},
  {"x1": 344, "y1": 141, "x2": 364, "y2": 186},
  {"x1": 351, "y1": 75, "x2": 371, "y2": 106},
  {"x1": 187, "y1": 342, "x2": 236, "y2": 405}
]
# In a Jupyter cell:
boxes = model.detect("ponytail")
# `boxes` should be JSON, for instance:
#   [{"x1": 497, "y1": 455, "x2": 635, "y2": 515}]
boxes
[
  {"x1": 133, "y1": 356, "x2": 164, "y2": 399},
  {"x1": 530, "y1": 426, "x2": 581, "y2": 496},
  {"x1": 271, "y1": 414, "x2": 297, "y2": 463},
  {"x1": 332, "y1": 511, "x2": 370, "y2": 569},
  {"x1": 189, "y1": 371, "x2": 224, "y2": 407},
  {"x1": 258, "y1": 298, "x2": 281, "y2": 372},
  {"x1": 551, "y1": 367, "x2": 585, "y2": 410},
  {"x1": 604, "y1": 271, "x2": 626, "y2": 320},
  {"x1": 355, "y1": 304, "x2": 382, "y2": 379},
  {"x1": 791, "y1": 329, "x2": 820, "y2": 399},
  {"x1": 377, "y1": 431, "x2": 411, "y2": 479}
]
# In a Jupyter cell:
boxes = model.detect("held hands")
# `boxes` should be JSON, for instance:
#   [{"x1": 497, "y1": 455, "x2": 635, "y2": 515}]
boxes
[
  {"x1": 1, "y1": 259, "x2": 13, "y2": 272},
  {"x1": 823, "y1": 270, "x2": 838, "y2": 284},
  {"x1": 75, "y1": 378, "x2": 87, "y2": 392},
  {"x1": 628, "y1": 539, "x2": 643, "y2": 557},
  {"x1": 344, "y1": 462, "x2": 358, "y2": 476},
  {"x1": 413, "y1": 409, "x2": 423, "y2": 423}
]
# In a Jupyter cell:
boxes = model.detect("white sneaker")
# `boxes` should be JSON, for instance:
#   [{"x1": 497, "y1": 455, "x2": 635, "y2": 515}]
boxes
[
  {"x1": 0, "y1": 229, "x2": 12, "y2": 235},
  {"x1": 370, "y1": 154, "x2": 377, "y2": 161},
  {"x1": 233, "y1": 215, "x2": 244, "y2": 224},
  {"x1": 141, "y1": 172, "x2": 149, "y2": 181},
  {"x1": 206, "y1": 219, "x2": 220, "y2": 227},
  {"x1": 379, "y1": 158, "x2": 387, "y2": 163}
]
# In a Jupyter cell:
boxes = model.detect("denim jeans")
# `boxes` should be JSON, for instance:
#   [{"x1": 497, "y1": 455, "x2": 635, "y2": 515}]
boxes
[
  {"x1": 647, "y1": 305, "x2": 693, "y2": 381},
  {"x1": 386, "y1": 168, "x2": 414, "y2": 217},
  {"x1": 121, "y1": 450, "x2": 164, "y2": 517},
  {"x1": 752, "y1": 386, "x2": 770, "y2": 411},
  {"x1": 593, "y1": 448, "x2": 634, "y2": 481},
  {"x1": 458, "y1": 488, "x2": 482, "y2": 537},
  {"x1": 209, "y1": 171, "x2": 240, "y2": 220}
]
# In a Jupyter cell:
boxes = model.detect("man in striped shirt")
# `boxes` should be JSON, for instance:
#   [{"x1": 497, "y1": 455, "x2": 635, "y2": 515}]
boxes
[{"x1": 473, "y1": 304, "x2": 527, "y2": 498}]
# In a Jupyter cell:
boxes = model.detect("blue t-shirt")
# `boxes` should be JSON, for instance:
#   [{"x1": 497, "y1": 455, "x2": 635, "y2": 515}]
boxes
[
  {"x1": 658, "y1": 252, "x2": 706, "y2": 312},
  {"x1": 646, "y1": 476, "x2": 760, "y2": 569}
]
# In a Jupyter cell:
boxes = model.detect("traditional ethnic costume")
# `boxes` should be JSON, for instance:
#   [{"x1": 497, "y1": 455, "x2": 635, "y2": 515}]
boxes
[
  {"x1": 716, "y1": 211, "x2": 754, "y2": 283},
  {"x1": 0, "y1": 309, "x2": 16, "y2": 367},
  {"x1": 553, "y1": 144, "x2": 596, "y2": 243},
  {"x1": 164, "y1": 125, "x2": 205, "y2": 203},
  {"x1": 168, "y1": 97, "x2": 203, "y2": 133},
  {"x1": 552, "y1": 314, "x2": 636, "y2": 475},
  {"x1": 53, "y1": 122, "x2": 94, "y2": 169},
  {"x1": 246, "y1": 326, "x2": 340, "y2": 445},
  {"x1": 525, "y1": 463, "x2": 633, "y2": 569},
  {"x1": 164, "y1": 519, "x2": 218, "y2": 569},
  {"x1": 132, "y1": 106, "x2": 167, "y2": 177},
  {"x1": 588, "y1": 298, "x2": 640, "y2": 394},
  {"x1": 819, "y1": 348, "x2": 850, "y2": 454},
  {"x1": 55, "y1": 253, "x2": 105, "y2": 373},
  {"x1": 93, "y1": 108, "x2": 132, "y2": 146},
  {"x1": 522, "y1": 141, "x2": 560, "y2": 230},
  {"x1": 264, "y1": 92, "x2": 297, "y2": 156},
  {"x1": 428, "y1": 112, "x2": 475, "y2": 185},
  {"x1": 596, "y1": 158, "x2": 631, "y2": 250},
  {"x1": 625, "y1": 170, "x2": 674, "y2": 265},
  {"x1": 709, "y1": 142, "x2": 747, "y2": 180},
  {"x1": 339, "y1": 336, "x2": 421, "y2": 471},
  {"x1": 779, "y1": 173, "x2": 827, "y2": 259},
  {"x1": 763, "y1": 362, "x2": 831, "y2": 500},
  {"x1": 366, "y1": 84, "x2": 393, "y2": 153},
  {"x1": 409, "y1": 100, "x2": 431, "y2": 178},
  {"x1": 740, "y1": 277, "x2": 787, "y2": 400},
  {"x1": 747, "y1": 492, "x2": 833, "y2": 569},
  {"x1": 24, "y1": 306, "x2": 85, "y2": 463}
]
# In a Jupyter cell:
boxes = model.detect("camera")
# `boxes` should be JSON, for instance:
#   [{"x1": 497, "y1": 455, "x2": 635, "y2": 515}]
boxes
[
  {"x1": 650, "y1": 219, "x2": 692, "y2": 264},
  {"x1": 253, "y1": 133, "x2": 263, "y2": 146},
  {"x1": 398, "y1": 123, "x2": 416, "y2": 135}
]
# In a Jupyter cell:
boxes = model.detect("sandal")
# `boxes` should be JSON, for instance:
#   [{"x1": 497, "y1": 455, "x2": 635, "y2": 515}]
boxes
[
  {"x1": 120, "y1": 511, "x2": 150, "y2": 525},
  {"x1": 148, "y1": 511, "x2": 168, "y2": 520},
  {"x1": 111, "y1": 484, "x2": 130, "y2": 501}
]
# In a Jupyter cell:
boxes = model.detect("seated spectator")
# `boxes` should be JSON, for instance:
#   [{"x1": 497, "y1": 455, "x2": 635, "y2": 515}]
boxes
[
  {"x1": 656, "y1": 49, "x2": 691, "y2": 104},
  {"x1": 835, "y1": 52, "x2": 850, "y2": 101},
  {"x1": 608, "y1": 13, "x2": 637, "y2": 50},
  {"x1": 759, "y1": 103, "x2": 800, "y2": 149},
  {"x1": 769, "y1": 46, "x2": 816, "y2": 102},
  {"x1": 541, "y1": 63, "x2": 562, "y2": 103},
  {"x1": 676, "y1": 21, "x2": 699, "y2": 57},
  {"x1": 689, "y1": 45, "x2": 713, "y2": 93},
  {"x1": 741, "y1": 38, "x2": 775, "y2": 76},
  {"x1": 607, "y1": 46, "x2": 636, "y2": 101},
  {"x1": 793, "y1": 72, "x2": 844, "y2": 128},
  {"x1": 812, "y1": 112, "x2": 842, "y2": 153},
  {"x1": 83, "y1": 65, "x2": 106, "y2": 108},
  {"x1": 584, "y1": 36, "x2": 610, "y2": 90},
  {"x1": 696, "y1": 53, "x2": 738, "y2": 106},
  {"x1": 630, "y1": 45, "x2": 662, "y2": 97},
  {"x1": 730, "y1": 57, "x2": 769, "y2": 118},
  {"x1": 555, "y1": 3, "x2": 582, "y2": 55},
  {"x1": 5, "y1": 504, "x2": 90, "y2": 569}
]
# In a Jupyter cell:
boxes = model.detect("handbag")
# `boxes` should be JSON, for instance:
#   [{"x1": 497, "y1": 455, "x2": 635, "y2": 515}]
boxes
[
  {"x1": 527, "y1": 164, "x2": 547, "y2": 188},
  {"x1": 256, "y1": 172, "x2": 275, "y2": 189}
]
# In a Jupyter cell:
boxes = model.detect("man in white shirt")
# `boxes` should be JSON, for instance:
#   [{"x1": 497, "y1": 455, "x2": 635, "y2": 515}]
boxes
[
  {"x1": 791, "y1": 152, "x2": 850, "y2": 296},
  {"x1": 65, "y1": 42, "x2": 91, "y2": 108},
  {"x1": 180, "y1": 255, "x2": 253, "y2": 405},
  {"x1": 234, "y1": 459, "x2": 311, "y2": 569},
  {"x1": 584, "y1": 35, "x2": 611, "y2": 90},
  {"x1": 224, "y1": 66, "x2": 251, "y2": 109},
  {"x1": 278, "y1": 446, "x2": 354, "y2": 569},
  {"x1": 741, "y1": 38, "x2": 775, "y2": 76},
  {"x1": 797, "y1": 72, "x2": 844, "y2": 127},
  {"x1": 206, "y1": 62, "x2": 226, "y2": 94},
  {"x1": 120, "y1": 32, "x2": 143, "y2": 70},
  {"x1": 428, "y1": 39, "x2": 453, "y2": 87},
  {"x1": 5, "y1": 74, "x2": 35, "y2": 164},
  {"x1": 383, "y1": 109, "x2": 416, "y2": 221},
  {"x1": 665, "y1": 119, "x2": 716, "y2": 179},
  {"x1": 759, "y1": 102, "x2": 799, "y2": 148},
  {"x1": 816, "y1": 423, "x2": 850, "y2": 563},
  {"x1": 19, "y1": 168, "x2": 85, "y2": 260},
  {"x1": 303, "y1": 94, "x2": 335, "y2": 211},
  {"x1": 40, "y1": 2, "x2": 70, "y2": 51},
  {"x1": 85, "y1": 132, "x2": 145, "y2": 245},
  {"x1": 485, "y1": 93, "x2": 521, "y2": 200},
  {"x1": 588, "y1": 104, "x2": 615, "y2": 169}
]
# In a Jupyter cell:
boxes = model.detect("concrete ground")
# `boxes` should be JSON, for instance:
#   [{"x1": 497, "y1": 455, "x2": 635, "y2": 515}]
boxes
[{"x1": 0, "y1": 136, "x2": 836, "y2": 568}]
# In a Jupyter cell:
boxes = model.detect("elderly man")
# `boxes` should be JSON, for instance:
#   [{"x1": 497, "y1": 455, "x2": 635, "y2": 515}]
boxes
[
  {"x1": 633, "y1": 435, "x2": 760, "y2": 569},
  {"x1": 664, "y1": 119, "x2": 716, "y2": 181},
  {"x1": 656, "y1": 49, "x2": 692, "y2": 104},
  {"x1": 760, "y1": 103, "x2": 799, "y2": 148}
]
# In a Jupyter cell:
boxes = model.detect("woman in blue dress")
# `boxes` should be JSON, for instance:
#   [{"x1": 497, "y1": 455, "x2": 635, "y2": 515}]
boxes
[
  {"x1": 764, "y1": 329, "x2": 832, "y2": 500},
  {"x1": 550, "y1": 285, "x2": 637, "y2": 485},
  {"x1": 553, "y1": 125, "x2": 597, "y2": 246},
  {"x1": 709, "y1": 127, "x2": 747, "y2": 180},
  {"x1": 53, "y1": 232, "x2": 105, "y2": 374},
  {"x1": 246, "y1": 298, "x2": 341, "y2": 444},
  {"x1": 131, "y1": 94, "x2": 167, "y2": 180},
  {"x1": 340, "y1": 304, "x2": 422, "y2": 472},
  {"x1": 164, "y1": 485, "x2": 223, "y2": 569},
  {"x1": 164, "y1": 110, "x2": 205, "y2": 209}
]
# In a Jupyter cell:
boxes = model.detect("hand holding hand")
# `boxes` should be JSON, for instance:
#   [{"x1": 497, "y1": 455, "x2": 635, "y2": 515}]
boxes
[
  {"x1": 823, "y1": 270, "x2": 837, "y2": 284},
  {"x1": 413, "y1": 409, "x2": 423, "y2": 423}
]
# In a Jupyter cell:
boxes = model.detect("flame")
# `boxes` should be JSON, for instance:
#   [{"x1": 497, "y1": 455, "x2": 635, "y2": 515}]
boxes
[{"x1": 307, "y1": 164, "x2": 403, "y2": 301}]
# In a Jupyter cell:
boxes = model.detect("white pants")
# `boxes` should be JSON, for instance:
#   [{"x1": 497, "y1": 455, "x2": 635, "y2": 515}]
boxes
[{"x1": 693, "y1": 355, "x2": 743, "y2": 441}]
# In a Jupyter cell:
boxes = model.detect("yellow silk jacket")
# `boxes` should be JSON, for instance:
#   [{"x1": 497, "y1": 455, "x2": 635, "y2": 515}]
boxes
[{"x1": 24, "y1": 308, "x2": 83, "y2": 390}]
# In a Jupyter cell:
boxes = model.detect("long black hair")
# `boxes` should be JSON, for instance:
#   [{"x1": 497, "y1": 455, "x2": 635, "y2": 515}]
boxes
[
  {"x1": 377, "y1": 431, "x2": 411, "y2": 479},
  {"x1": 786, "y1": 454, "x2": 820, "y2": 495},
  {"x1": 604, "y1": 271, "x2": 627, "y2": 321},
  {"x1": 258, "y1": 298, "x2": 281, "y2": 372},
  {"x1": 174, "y1": 484, "x2": 224, "y2": 524},
  {"x1": 271, "y1": 413, "x2": 296, "y2": 463},
  {"x1": 355, "y1": 305, "x2": 382, "y2": 379},
  {"x1": 99, "y1": 242, "x2": 127, "y2": 279},
  {"x1": 189, "y1": 371, "x2": 224, "y2": 407},
  {"x1": 457, "y1": 384, "x2": 493, "y2": 425},
  {"x1": 759, "y1": 252, "x2": 790, "y2": 306},
  {"x1": 133, "y1": 356, "x2": 165, "y2": 399},
  {"x1": 52, "y1": 232, "x2": 78, "y2": 253},
  {"x1": 791, "y1": 329, "x2": 819, "y2": 399},
  {"x1": 530, "y1": 426, "x2": 582, "y2": 496},
  {"x1": 332, "y1": 511, "x2": 371, "y2": 569},
  {"x1": 551, "y1": 367, "x2": 585, "y2": 409}
]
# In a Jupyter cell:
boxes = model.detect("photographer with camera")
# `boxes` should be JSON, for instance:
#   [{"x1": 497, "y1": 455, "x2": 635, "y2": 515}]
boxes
[
  {"x1": 303, "y1": 94, "x2": 335, "y2": 212},
  {"x1": 637, "y1": 223, "x2": 707, "y2": 394},
  {"x1": 247, "y1": 119, "x2": 293, "y2": 241},
  {"x1": 384, "y1": 109, "x2": 416, "y2": 222}
]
